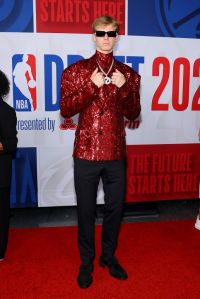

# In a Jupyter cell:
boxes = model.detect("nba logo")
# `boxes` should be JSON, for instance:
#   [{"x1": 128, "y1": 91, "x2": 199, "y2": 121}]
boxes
[{"x1": 12, "y1": 54, "x2": 37, "y2": 111}]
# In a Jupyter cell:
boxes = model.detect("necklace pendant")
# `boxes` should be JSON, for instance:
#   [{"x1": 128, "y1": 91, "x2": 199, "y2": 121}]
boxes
[{"x1": 104, "y1": 76, "x2": 111, "y2": 85}]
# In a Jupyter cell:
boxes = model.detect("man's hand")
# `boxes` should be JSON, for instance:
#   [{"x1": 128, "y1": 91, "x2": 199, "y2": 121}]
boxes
[
  {"x1": 111, "y1": 69, "x2": 126, "y2": 88},
  {"x1": 90, "y1": 68, "x2": 104, "y2": 88},
  {"x1": 0, "y1": 142, "x2": 3, "y2": 151}
]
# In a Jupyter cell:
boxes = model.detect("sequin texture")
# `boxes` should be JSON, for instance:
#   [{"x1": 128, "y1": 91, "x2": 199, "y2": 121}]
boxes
[{"x1": 60, "y1": 51, "x2": 141, "y2": 161}]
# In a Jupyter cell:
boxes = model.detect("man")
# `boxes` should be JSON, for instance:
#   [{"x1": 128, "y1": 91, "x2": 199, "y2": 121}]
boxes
[
  {"x1": 0, "y1": 70, "x2": 18, "y2": 261},
  {"x1": 60, "y1": 16, "x2": 141, "y2": 288}
]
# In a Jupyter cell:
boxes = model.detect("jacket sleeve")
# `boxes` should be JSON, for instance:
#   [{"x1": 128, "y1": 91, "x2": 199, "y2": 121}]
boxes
[
  {"x1": 60, "y1": 66, "x2": 98, "y2": 118},
  {"x1": 119, "y1": 72, "x2": 141, "y2": 120},
  {"x1": 0, "y1": 108, "x2": 18, "y2": 154}
]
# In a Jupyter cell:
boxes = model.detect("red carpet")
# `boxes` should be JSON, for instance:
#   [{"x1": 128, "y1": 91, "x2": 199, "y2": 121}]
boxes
[{"x1": 0, "y1": 221, "x2": 200, "y2": 299}]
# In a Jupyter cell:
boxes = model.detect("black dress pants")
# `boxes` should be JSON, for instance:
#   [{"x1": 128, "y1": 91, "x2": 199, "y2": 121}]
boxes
[
  {"x1": 0, "y1": 187, "x2": 10, "y2": 258},
  {"x1": 74, "y1": 158, "x2": 126, "y2": 265}
]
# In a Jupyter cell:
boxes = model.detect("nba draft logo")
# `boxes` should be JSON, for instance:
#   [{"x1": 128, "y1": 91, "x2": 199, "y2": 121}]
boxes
[
  {"x1": 155, "y1": 0, "x2": 200, "y2": 38},
  {"x1": 0, "y1": 0, "x2": 33, "y2": 32},
  {"x1": 12, "y1": 54, "x2": 37, "y2": 111}
]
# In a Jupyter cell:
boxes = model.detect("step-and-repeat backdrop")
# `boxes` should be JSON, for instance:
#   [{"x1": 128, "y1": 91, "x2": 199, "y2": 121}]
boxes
[{"x1": 0, "y1": 0, "x2": 199, "y2": 207}]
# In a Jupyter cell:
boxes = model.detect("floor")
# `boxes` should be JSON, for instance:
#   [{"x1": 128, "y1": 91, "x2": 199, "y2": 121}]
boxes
[{"x1": 10, "y1": 199, "x2": 199, "y2": 228}]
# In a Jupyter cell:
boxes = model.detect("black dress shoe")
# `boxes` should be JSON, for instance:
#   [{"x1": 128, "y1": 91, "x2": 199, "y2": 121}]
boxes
[
  {"x1": 99, "y1": 256, "x2": 128, "y2": 280},
  {"x1": 77, "y1": 263, "x2": 93, "y2": 288}
]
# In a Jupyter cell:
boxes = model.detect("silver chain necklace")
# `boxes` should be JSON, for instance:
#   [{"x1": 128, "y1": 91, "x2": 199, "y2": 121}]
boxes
[{"x1": 96, "y1": 59, "x2": 114, "y2": 84}]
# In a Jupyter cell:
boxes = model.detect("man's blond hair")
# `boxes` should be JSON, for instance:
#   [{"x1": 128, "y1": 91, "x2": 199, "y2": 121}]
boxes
[{"x1": 92, "y1": 16, "x2": 120, "y2": 33}]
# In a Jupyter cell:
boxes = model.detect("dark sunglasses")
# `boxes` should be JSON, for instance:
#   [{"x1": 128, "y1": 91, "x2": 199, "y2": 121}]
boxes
[{"x1": 95, "y1": 30, "x2": 117, "y2": 37}]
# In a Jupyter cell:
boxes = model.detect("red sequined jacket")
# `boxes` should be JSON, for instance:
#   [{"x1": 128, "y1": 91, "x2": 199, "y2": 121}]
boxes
[{"x1": 60, "y1": 51, "x2": 141, "y2": 161}]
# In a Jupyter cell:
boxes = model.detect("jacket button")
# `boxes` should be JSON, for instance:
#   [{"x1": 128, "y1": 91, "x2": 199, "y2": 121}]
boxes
[{"x1": 99, "y1": 111, "x2": 104, "y2": 116}]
